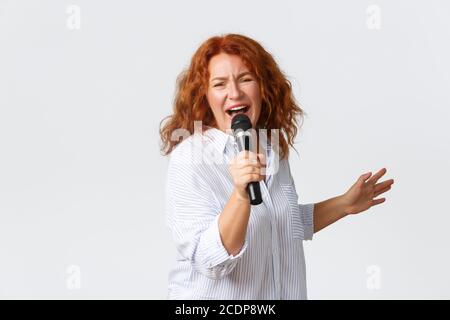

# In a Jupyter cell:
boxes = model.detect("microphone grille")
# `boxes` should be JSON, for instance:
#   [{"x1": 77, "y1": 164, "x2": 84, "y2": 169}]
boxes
[{"x1": 231, "y1": 114, "x2": 252, "y2": 131}]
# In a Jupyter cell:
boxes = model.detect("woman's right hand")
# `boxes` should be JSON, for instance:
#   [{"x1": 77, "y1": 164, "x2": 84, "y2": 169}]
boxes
[{"x1": 228, "y1": 151, "x2": 265, "y2": 201}]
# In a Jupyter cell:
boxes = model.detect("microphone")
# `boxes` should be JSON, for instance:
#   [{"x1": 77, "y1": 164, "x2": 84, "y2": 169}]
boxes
[{"x1": 231, "y1": 114, "x2": 263, "y2": 205}]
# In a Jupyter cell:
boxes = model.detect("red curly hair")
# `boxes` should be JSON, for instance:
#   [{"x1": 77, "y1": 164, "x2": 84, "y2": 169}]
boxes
[{"x1": 159, "y1": 33, "x2": 305, "y2": 159}]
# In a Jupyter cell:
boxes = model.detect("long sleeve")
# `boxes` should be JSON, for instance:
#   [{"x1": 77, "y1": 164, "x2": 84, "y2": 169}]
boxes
[
  {"x1": 166, "y1": 128, "x2": 312, "y2": 300},
  {"x1": 299, "y1": 203, "x2": 314, "y2": 241},
  {"x1": 166, "y1": 154, "x2": 247, "y2": 280},
  {"x1": 281, "y1": 159, "x2": 315, "y2": 241}
]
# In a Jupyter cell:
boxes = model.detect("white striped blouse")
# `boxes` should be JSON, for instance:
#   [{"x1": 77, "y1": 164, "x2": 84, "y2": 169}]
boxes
[{"x1": 166, "y1": 127, "x2": 314, "y2": 300}]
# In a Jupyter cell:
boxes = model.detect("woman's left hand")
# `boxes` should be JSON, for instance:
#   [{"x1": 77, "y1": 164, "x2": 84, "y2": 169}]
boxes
[{"x1": 341, "y1": 168, "x2": 394, "y2": 215}]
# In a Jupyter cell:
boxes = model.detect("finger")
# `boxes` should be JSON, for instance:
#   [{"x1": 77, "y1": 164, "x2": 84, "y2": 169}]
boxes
[
  {"x1": 358, "y1": 172, "x2": 372, "y2": 184},
  {"x1": 374, "y1": 185, "x2": 391, "y2": 198},
  {"x1": 243, "y1": 173, "x2": 263, "y2": 183},
  {"x1": 371, "y1": 197, "x2": 386, "y2": 206},
  {"x1": 260, "y1": 165, "x2": 267, "y2": 175},
  {"x1": 230, "y1": 154, "x2": 242, "y2": 166},
  {"x1": 236, "y1": 157, "x2": 258, "y2": 166},
  {"x1": 237, "y1": 151, "x2": 258, "y2": 164},
  {"x1": 241, "y1": 165, "x2": 262, "y2": 175},
  {"x1": 374, "y1": 179, "x2": 394, "y2": 192},
  {"x1": 367, "y1": 168, "x2": 387, "y2": 185},
  {"x1": 257, "y1": 153, "x2": 266, "y2": 165},
  {"x1": 236, "y1": 151, "x2": 250, "y2": 160},
  {"x1": 235, "y1": 160, "x2": 262, "y2": 170}
]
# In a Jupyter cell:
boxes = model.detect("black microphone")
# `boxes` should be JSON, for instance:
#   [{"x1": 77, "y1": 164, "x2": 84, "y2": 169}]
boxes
[{"x1": 231, "y1": 114, "x2": 263, "y2": 205}]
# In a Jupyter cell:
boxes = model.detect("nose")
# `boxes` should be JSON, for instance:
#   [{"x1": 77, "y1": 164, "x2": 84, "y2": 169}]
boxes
[{"x1": 227, "y1": 79, "x2": 242, "y2": 100}]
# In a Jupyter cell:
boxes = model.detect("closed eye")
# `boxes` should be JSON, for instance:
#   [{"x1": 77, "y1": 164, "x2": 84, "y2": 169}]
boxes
[{"x1": 212, "y1": 78, "x2": 252, "y2": 87}]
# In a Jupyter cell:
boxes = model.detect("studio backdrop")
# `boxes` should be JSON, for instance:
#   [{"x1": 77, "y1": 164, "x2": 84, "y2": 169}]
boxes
[{"x1": 0, "y1": 0, "x2": 449, "y2": 299}]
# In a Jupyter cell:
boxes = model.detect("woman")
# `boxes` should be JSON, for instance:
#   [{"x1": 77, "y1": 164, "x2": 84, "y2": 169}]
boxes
[{"x1": 159, "y1": 34, "x2": 394, "y2": 299}]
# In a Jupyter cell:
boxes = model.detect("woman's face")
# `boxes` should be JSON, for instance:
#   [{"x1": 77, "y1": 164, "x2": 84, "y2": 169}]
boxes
[{"x1": 206, "y1": 53, "x2": 261, "y2": 132}]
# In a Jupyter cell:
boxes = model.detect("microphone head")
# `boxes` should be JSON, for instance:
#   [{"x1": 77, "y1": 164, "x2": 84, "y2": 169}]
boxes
[{"x1": 231, "y1": 114, "x2": 252, "y2": 131}]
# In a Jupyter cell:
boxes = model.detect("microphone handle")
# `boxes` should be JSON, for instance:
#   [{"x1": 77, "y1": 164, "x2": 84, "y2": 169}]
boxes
[
  {"x1": 236, "y1": 132, "x2": 263, "y2": 205},
  {"x1": 247, "y1": 181, "x2": 262, "y2": 205}
]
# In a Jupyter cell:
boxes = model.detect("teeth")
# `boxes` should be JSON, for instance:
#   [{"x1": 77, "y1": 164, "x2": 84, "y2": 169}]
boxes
[{"x1": 229, "y1": 105, "x2": 247, "y2": 111}]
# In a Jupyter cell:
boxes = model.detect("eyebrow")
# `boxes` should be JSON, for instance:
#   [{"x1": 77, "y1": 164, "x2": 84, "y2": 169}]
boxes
[{"x1": 210, "y1": 71, "x2": 253, "y2": 82}]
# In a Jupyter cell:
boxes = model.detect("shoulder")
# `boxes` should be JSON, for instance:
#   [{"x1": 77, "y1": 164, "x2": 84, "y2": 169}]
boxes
[
  {"x1": 167, "y1": 131, "x2": 217, "y2": 176},
  {"x1": 169, "y1": 128, "x2": 226, "y2": 166},
  {"x1": 169, "y1": 132, "x2": 202, "y2": 164},
  {"x1": 166, "y1": 133, "x2": 219, "y2": 193}
]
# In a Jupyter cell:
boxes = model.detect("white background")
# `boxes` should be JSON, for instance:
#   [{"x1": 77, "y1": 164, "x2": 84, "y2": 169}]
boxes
[{"x1": 0, "y1": 0, "x2": 449, "y2": 299}]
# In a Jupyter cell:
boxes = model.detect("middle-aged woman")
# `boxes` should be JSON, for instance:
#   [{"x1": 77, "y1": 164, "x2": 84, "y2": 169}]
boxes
[{"x1": 160, "y1": 33, "x2": 394, "y2": 299}]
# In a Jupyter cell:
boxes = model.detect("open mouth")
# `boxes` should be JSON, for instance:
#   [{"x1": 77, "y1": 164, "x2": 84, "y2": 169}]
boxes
[{"x1": 226, "y1": 105, "x2": 250, "y2": 117}]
